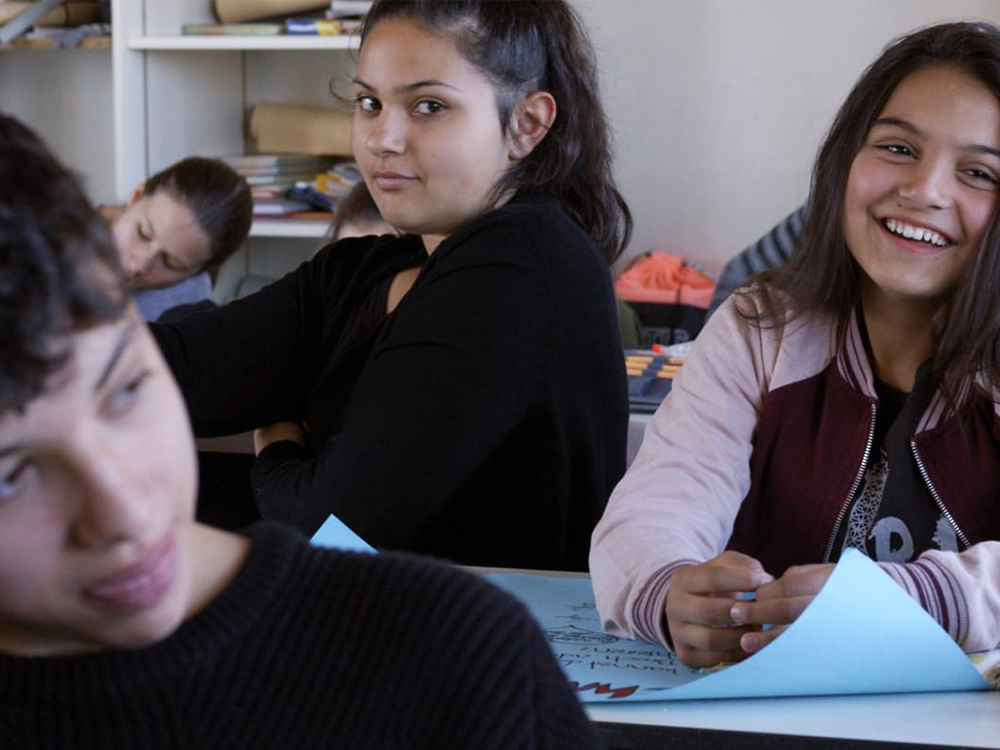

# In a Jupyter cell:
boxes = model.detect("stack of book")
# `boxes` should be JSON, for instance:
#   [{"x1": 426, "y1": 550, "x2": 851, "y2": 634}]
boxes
[
  {"x1": 200, "y1": 0, "x2": 371, "y2": 34},
  {"x1": 325, "y1": 0, "x2": 371, "y2": 32},
  {"x1": 286, "y1": 160, "x2": 362, "y2": 214},
  {"x1": 183, "y1": 18, "x2": 347, "y2": 36},
  {"x1": 223, "y1": 154, "x2": 362, "y2": 219}
]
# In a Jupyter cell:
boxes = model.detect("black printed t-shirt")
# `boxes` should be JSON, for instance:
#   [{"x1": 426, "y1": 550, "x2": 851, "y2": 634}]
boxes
[{"x1": 832, "y1": 361, "x2": 964, "y2": 563}]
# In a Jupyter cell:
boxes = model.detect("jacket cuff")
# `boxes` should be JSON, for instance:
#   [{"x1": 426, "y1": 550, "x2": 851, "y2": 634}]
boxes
[
  {"x1": 634, "y1": 559, "x2": 699, "y2": 650},
  {"x1": 878, "y1": 558, "x2": 968, "y2": 646}
]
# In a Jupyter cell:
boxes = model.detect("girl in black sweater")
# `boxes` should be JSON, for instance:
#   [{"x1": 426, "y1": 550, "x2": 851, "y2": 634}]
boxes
[{"x1": 153, "y1": 0, "x2": 633, "y2": 570}]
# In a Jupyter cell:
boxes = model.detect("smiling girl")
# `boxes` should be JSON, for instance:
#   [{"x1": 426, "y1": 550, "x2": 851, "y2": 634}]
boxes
[
  {"x1": 152, "y1": 0, "x2": 631, "y2": 570},
  {"x1": 591, "y1": 22, "x2": 1000, "y2": 667}
]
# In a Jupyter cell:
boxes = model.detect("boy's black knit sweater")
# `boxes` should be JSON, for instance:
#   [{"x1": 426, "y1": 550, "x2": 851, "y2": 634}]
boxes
[{"x1": 0, "y1": 523, "x2": 601, "y2": 749}]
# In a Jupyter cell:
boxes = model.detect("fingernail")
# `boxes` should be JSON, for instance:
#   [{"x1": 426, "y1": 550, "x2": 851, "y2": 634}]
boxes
[
  {"x1": 730, "y1": 604, "x2": 744, "y2": 625},
  {"x1": 742, "y1": 634, "x2": 759, "y2": 653}
]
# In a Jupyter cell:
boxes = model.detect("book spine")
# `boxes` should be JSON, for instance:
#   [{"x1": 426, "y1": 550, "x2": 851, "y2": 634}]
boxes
[
  {"x1": 182, "y1": 23, "x2": 284, "y2": 36},
  {"x1": 285, "y1": 18, "x2": 342, "y2": 35}
]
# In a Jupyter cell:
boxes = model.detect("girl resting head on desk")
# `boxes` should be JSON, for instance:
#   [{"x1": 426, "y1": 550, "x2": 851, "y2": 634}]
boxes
[
  {"x1": 150, "y1": 0, "x2": 631, "y2": 571},
  {"x1": 591, "y1": 21, "x2": 1000, "y2": 667},
  {"x1": 0, "y1": 113, "x2": 600, "y2": 749},
  {"x1": 99, "y1": 157, "x2": 252, "y2": 321}
]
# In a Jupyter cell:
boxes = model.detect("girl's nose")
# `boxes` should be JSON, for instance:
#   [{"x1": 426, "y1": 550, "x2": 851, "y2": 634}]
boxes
[
  {"x1": 365, "y1": 110, "x2": 405, "y2": 157},
  {"x1": 898, "y1": 159, "x2": 951, "y2": 210},
  {"x1": 125, "y1": 245, "x2": 154, "y2": 280},
  {"x1": 69, "y1": 450, "x2": 154, "y2": 550}
]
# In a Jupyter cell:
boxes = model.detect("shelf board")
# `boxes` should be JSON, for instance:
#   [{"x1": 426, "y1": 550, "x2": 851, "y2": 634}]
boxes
[
  {"x1": 1, "y1": 34, "x2": 111, "y2": 50},
  {"x1": 128, "y1": 35, "x2": 359, "y2": 51},
  {"x1": 251, "y1": 218, "x2": 332, "y2": 238}
]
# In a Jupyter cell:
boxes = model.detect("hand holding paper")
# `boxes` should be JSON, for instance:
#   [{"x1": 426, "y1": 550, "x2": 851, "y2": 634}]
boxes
[
  {"x1": 665, "y1": 550, "x2": 774, "y2": 667},
  {"x1": 488, "y1": 550, "x2": 991, "y2": 702},
  {"x1": 731, "y1": 562, "x2": 835, "y2": 655},
  {"x1": 310, "y1": 517, "x2": 992, "y2": 702}
]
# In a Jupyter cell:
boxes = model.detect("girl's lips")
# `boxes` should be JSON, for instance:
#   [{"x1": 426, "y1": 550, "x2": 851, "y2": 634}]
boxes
[
  {"x1": 879, "y1": 215, "x2": 954, "y2": 248},
  {"x1": 372, "y1": 172, "x2": 415, "y2": 191},
  {"x1": 83, "y1": 533, "x2": 178, "y2": 613},
  {"x1": 880, "y1": 222, "x2": 952, "y2": 256}
]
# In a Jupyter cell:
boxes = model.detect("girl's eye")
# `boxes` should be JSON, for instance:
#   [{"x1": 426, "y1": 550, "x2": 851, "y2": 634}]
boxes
[
  {"x1": 879, "y1": 143, "x2": 913, "y2": 157},
  {"x1": 0, "y1": 458, "x2": 33, "y2": 504},
  {"x1": 106, "y1": 370, "x2": 151, "y2": 415},
  {"x1": 964, "y1": 167, "x2": 1000, "y2": 187},
  {"x1": 137, "y1": 224, "x2": 151, "y2": 242},
  {"x1": 356, "y1": 95, "x2": 379, "y2": 113},
  {"x1": 160, "y1": 253, "x2": 186, "y2": 273},
  {"x1": 415, "y1": 100, "x2": 445, "y2": 116}
]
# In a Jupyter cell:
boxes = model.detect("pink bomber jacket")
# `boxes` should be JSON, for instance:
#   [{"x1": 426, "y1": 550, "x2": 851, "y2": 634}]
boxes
[{"x1": 590, "y1": 293, "x2": 1000, "y2": 652}]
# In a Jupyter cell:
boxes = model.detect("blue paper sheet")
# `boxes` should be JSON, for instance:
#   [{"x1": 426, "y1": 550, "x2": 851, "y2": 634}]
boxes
[
  {"x1": 310, "y1": 514, "x2": 376, "y2": 553},
  {"x1": 487, "y1": 550, "x2": 990, "y2": 702}
]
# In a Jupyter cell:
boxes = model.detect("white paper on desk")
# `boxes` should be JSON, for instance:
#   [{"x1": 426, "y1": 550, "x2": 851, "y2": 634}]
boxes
[
  {"x1": 310, "y1": 514, "x2": 376, "y2": 553},
  {"x1": 487, "y1": 549, "x2": 990, "y2": 702}
]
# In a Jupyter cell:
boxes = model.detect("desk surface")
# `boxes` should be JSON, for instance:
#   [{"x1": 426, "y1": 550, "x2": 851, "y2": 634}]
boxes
[
  {"x1": 478, "y1": 566, "x2": 1000, "y2": 749},
  {"x1": 586, "y1": 689, "x2": 1000, "y2": 749}
]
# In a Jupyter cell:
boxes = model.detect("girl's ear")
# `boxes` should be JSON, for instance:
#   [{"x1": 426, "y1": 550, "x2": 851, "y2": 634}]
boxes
[{"x1": 508, "y1": 91, "x2": 557, "y2": 161}]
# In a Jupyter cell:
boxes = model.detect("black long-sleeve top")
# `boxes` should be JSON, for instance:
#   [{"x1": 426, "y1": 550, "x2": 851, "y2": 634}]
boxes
[
  {"x1": 0, "y1": 523, "x2": 603, "y2": 749},
  {"x1": 153, "y1": 194, "x2": 628, "y2": 570}
]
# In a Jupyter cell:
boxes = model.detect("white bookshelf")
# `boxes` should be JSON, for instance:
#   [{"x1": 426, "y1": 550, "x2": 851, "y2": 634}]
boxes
[
  {"x1": 111, "y1": 0, "x2": 357, "y2": 282},
  {"x1": 251, "y1": 218, "x2": 333, "y2": 238}
]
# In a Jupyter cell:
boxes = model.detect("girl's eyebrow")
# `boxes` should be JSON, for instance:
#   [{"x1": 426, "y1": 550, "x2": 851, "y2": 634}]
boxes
[
  {"x1": 94, "y1": 322, "x2": 138, "y2": 394},
  {"x1": 0, "y1": 322, "x2": 140, "y2": 458},
  {"x1": 352, "y1": 77, "x2": 458, "y2": 93},
  {"x1": 870, "y1": 116, "x2": 921, "y2": 136},
  {"x1": 872, "y1": 116, "x2": 1000, "y2": 159}
]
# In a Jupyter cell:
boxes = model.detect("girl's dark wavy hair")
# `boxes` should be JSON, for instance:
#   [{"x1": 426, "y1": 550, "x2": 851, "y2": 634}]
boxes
[
  {"x1": 741, "y1": 21, "x2": 1000, "y2": 397},
  {"x1": 359, "y1": 0, "x2": 632, "y2": 263},
  {"x1": 0, "y1": 114, "x2": 128, "y2": 414}
]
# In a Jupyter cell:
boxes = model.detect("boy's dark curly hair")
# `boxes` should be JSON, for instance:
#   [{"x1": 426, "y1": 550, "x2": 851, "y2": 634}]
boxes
[{"x1": 0, "y1": 114, "x2": 128, "y2": 414}]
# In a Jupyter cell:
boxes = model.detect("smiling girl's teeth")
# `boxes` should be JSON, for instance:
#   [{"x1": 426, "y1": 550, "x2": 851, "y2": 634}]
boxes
[{"x1": 884, "y1": 218, "x2": 947, "y2": 247}]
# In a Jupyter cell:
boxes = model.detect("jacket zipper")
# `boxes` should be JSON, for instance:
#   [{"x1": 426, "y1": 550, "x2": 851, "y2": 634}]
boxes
[
  {"x1": 911, "y1": 440, "x2": 970, "y2": 549},
  {"x1": 823, "y1": 401, "x2": 876, "y2": 563}
]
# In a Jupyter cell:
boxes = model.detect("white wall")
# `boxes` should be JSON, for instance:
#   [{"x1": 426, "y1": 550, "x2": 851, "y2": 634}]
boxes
[
  {"x1": 571, "y1": 0, "x2": 1000, "y2": 269},
  {"x1": 0, "y1": 48, "x2": 114, "y2": 203}
]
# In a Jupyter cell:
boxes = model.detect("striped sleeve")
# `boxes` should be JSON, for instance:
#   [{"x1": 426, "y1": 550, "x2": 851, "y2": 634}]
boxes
[{"x1": 878, "y1": 541, "x2": 1000, "y2": 652}]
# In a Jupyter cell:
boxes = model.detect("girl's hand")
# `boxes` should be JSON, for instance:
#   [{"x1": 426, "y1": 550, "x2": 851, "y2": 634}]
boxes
[
  {"x1": 665, "y1": 551, "x2": 774, "y2": 668},
  {"x1": 253, "y1": 421, "x2": 307, "y2": 455},
  {"x1": 728, "y1": 563, "x2": 835, "y2": 655}
]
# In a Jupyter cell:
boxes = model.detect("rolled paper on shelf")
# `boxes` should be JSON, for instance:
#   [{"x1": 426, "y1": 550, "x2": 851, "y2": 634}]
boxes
[
  {"x1": 213, "y1": 0, "x2": 329, "y2": 23},
  {"x1": 0, "y1": 2, "x2": 101, "y2": 27},
  {"x1": 248, "y1": 102, "x2": 353, "y2": 156}
]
